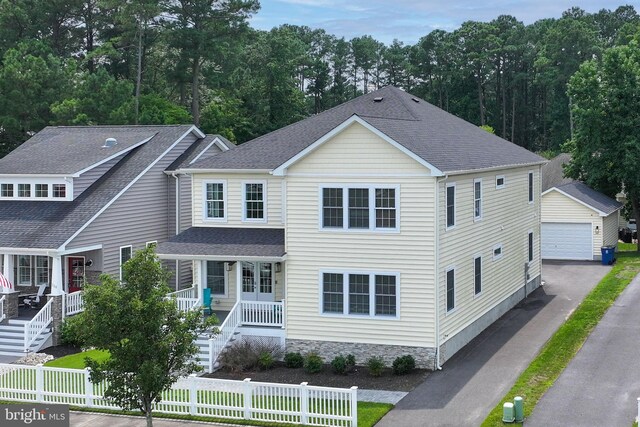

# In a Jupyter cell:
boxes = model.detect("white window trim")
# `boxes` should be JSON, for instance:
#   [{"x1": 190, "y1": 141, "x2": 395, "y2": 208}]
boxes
[
  {"x1": 528, "y1": 170, "x2": 534, "y2": 204},
  {"x1": 119, "y1": 245, "x2": 133, "y2": 281},
  {"x1": 145, "y1": 241, "x2": 157, "y2": 248},
  {"x1": 318, "y1": 269, "x2": 400, "y2": 319},
  {"x1": 318, "y1": 184, "x2": 400, "y2": 233},
  {"x1": 446, "y1": 182, "x2": 456, "y2": 230},
  {"x1": 473, "y1": 255, "x2": 483, "y2": 298},
  {"x1": 496, "y1": 175, "x2": 506, "y2": 189},
  {"x1": 242, "y1": 180, "x2": 268, "y2": 223},
  {"x1": 0, "y1": 178, "x2": 71, "y2": 201},
  {"x1": 445, "y1": 266, "x2": 456, "y2": 314},
  {"x1": 473, "y1": 178, "x2": 482, "y2": 222},
  {"x1": 17, "y1": 255, "x2": 32, "y2": 286},
  {"x1": 204, "y1": 260, "x2": 228, "y2": 297},
  {"x1": 493, "y1": 243, "x2": 504, "y2": 261},
  {"x1": 202, "y1": 180, "x2": 227, "y2": 223}
]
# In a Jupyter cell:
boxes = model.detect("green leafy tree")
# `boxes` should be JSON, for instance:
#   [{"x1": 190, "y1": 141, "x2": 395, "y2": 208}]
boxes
[
  {"x1": 81, "y1": 247, "x2": 215, "y2": 427},
  {"x1": 566, "y1": 35, "x2": 640, "y2": 250}
]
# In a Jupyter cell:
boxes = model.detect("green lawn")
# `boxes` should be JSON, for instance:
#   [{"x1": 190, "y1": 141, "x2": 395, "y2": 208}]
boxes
[
  {"x1": 44, "y1": 349, "x2": 110, "y2": 369},
  {"x1": 618, "y1": 242, "x2": 638, "y2": 252},
  {"x1": 481, "y1": 251, "x2": 640, "y2": 426}
]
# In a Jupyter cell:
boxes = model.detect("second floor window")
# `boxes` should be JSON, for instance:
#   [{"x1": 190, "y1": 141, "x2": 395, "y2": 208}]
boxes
[
  {"x1": 35, "y1": 184, "x2": 48, "y2": 198},
  {"x1": 1, "y1": 183, "x2": 13, "y2": 197},
  {"x1": 52, "y1": 184, "x2": 66, "y2": 198},
  {"x1": 243, "y1": 182, "x2": 265, "y2": 221},
  {"x1": 321, "y1": 185, "x2": 398, "y2": 231},
  {"x1": 474, "y1": 179, "x2": 482, "y2": 221},
  {"x1": 446, "y1": 183, "x2": 455, "y2": 229},
  {"x1": 18, "y1": 184, "x2": 30, "y2": 198},
  {"x1": 205, "y1": 182, "x2": 225, "y2": 220}
]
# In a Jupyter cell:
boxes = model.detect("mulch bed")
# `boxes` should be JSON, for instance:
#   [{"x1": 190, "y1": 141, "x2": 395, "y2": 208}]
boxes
[
  {"x1": 204, "y1": 362, "x2": 429, "y2": 391},
  {"x1": 41, "y1": 345, "x2": 82, "y2": 359}
]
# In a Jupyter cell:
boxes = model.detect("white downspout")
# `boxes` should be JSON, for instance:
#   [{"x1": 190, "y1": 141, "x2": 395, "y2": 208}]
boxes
[
  {"x1": 434, "y1": 175, "x2": 448, "y2": 371},
  {"x1": 171, "y1": 172, "x2": 180, "y2": 290}
]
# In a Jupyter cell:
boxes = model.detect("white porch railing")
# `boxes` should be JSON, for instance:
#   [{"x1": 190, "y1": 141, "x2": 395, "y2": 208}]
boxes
[
  {"x1": 65, "y1": 291, "x2": 84, "y2": 316},
  {"x1": 24, "y1": 299, "x2": 54, "y2": 352},
  {"x1": 208, "y1": 301, "x2": 242, "y2": 372},
  {"x1": 0, "y1": 295, "x2": 5, "y2": 323},
  {"x1": 0, "y1": 363, "x2": 358, "y2": 426},
  {"x1": 166, "y1": 286, "x2": 199, "y2": 312},
  {"x1": 240, "y1": 301, "x2": 284, "y2": 327}
]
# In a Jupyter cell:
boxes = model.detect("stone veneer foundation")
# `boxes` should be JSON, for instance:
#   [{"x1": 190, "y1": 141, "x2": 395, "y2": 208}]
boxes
[{"x1": 285, "y1": 339, "x2": 437, "y2": 370}]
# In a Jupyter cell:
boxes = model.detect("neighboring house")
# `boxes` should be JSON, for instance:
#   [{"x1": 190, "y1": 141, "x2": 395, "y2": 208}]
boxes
[
  {"x1": 0, "y1": 125, "x2": 231, "y2": 355},
  {"x1": 157, "y1": 86, "x2": 546, "y2": 369},
  {"x1": 541, "y1": 154, "x2": 622, "y2": 261}
]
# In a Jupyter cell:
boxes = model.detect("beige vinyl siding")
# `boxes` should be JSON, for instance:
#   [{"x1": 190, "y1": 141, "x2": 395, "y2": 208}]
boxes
[
  {"x1": 438, "y1": 166, "x2": 542, "y2": 343},
  {"x1": 541, "y1": 190, "x2": 603, "y2": 258},
  {"x1": 192, "y1": 173, "x2": 283, "y2": 227},
  {"x1": 285, "y1": 122, "x2": 437, "y2": 348},
  {"x1": 602, "y1": 211, "x2": 619, "y2": 248}
]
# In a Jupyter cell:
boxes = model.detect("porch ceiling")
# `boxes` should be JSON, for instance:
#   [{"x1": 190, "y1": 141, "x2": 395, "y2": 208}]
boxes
[{"x1": 156, "y1": 227, "x2": 285, "y2": 260}]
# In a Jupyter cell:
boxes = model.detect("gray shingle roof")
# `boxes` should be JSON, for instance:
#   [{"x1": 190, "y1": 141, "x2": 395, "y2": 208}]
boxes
[
  {"x1": 0, "y1": 126, "x2": 163, "y2": 175},
  {"x1": 0, "y1": 125, "x2": 196, "y2": 249},
  {"x1": 156, "y1": 227, "x2": 285, "y2": 258},
  {"x1": 542, "y1": 153, "x2": 574, "y2": 191},
  {"x1": 187, "y1": 86, "x2": 545, "y2": 173},
  {"x1": 166, "y1": 134, "x2": 234, "y2": 172},
  {"x1": 553, "y1": 181, "x2": 622, "y2": 216}
]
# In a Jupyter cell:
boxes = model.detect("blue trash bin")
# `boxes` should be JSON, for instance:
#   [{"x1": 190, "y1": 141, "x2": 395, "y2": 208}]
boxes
[{"x1": 601, "y1": 246, "x2": 615, "y2": 265}]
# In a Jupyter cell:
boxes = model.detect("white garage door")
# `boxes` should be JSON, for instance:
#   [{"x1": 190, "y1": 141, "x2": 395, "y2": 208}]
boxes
[{"x1": 541, "y1": 222, "x2": 593, "y2": 260}]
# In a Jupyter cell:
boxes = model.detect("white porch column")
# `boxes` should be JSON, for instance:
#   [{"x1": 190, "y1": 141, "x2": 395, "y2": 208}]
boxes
[
  {"x1": 236, "y1": 261, "x2": 242, "y2": 302},
  {"x1": 50, "y1": 255, "x2": 64, "y2": 296},
  {"x1": 194, "y1": 260, "x2": 203, "y2": 301},
  {"x1": 2, "y1": 254, "x2": 14, "y2": 293}
]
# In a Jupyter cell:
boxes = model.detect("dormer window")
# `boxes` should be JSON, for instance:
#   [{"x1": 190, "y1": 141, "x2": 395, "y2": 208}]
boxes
[
  {"x1": 1, "y1": 184, "x2": 13, "y2": 197},
  {"x1": 53, "y1": 184, "x2": 66, "y2": 198},
  {"x1": 35, "y1": 184, "x2": 48, "y2": 198},
  {"x1": 18, "y1": 184, "x2": 30, "y2": 197},
  {"x1": 0, "y1": 181, "x2": 68, "y2": 200}
]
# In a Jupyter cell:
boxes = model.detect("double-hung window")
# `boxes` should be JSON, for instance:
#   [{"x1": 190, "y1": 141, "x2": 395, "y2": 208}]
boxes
[
  {"x1": 35, "y1": 256, "x2": 49, "y2": 285},
  {"x1": 528, "y1": 232, "x2": 534, "y2": 263},
  {"x1": 243, "y1": 182, "x2": 266, "y2": 222},
  {"x1": 321, "y1": 185, "x2": 398, "y2": 231},
  {"x1": 204, "y1": 181, "x2": 226, "y2": 221},
  {"x1": 446, "y1": 267, "x2": 455, "y2": 312},
  {"x1": 528, "y1": 171, "x2": 534, "y2": 203},
  {"x1": 321, "y1": 271, "x2": 398, "y2": 317},
  {"x1": 18, "y1": 255, "x2": 32, "y2": 286},
  {"x1": 120, "y1": 245, "x2": 132, "y2": 281},
  {"x1": 473, "y1": 179, "x2": 482, "y2": 221},
  {"x1": 474, "y1": 256, "x2": 482, "y2": 295},
  {"x1": 446, "y1": 183, "x2": 456, "y2": 229},
  {"x1": 206, "y1": 261, "x2": 226, "y2": 295}
]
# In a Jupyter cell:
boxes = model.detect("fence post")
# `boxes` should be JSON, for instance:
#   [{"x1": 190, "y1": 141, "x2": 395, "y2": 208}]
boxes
[
  {"x1": 350, "y1": 386, "x2": 358, "y2": 427},
  {"x1": 189, "y1": 374, "x2": 198, "y2": 416},
  {"x1": 243, "y1": 378, "x2": 252, "y2": 420},
  {"x1": 84, "y1": 368, "x2": 93, "y2": 407},
  {"x1": 35, "y1": 364, "x2": 44, "y2": 403},
  {"x1": 300, "y1": 382, "x2": 308, "y2": 425}
]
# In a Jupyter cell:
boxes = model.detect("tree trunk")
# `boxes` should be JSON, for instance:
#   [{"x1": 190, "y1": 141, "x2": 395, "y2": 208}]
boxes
[
  {"x1": 191, "y1": 58, "x2": 201, "y2": 125},
  {"x1": 135, "y1": 20, "x2": 143, "y2": 125},
  {"x1": 511, "y1": 88, "x2": 516, "y2": 143},
  {"x1": 501, "y1": 73, "x2": 507, "y2": 138},
  {"x1": 477, "y1": 77, "x2": 485, "y2": 126},
  {"x1": 145, "y1": 408, "x2": 153, "y2": 427}
]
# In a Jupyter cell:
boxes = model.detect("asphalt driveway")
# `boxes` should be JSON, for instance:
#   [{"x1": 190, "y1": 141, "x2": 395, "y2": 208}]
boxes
[
  {"x1": 376, "y1": 261, "x2": 610, "y2": 427},
  {"x1": 526, "y1": 273, "x2": 640, "y2": 427}
]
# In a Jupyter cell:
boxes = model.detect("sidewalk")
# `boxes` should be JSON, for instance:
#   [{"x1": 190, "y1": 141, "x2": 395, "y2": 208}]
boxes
[
  {"x1": 70, "y1": 412, "x2": 234, "y2": 427},
  {"x1": 526, "y1": 274, "x2": 640, "y2": 426}
]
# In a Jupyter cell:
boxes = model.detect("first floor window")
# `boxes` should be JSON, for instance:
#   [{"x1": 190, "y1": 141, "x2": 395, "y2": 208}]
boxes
[
  {"x1": 474, "y1": 257, "x2": 482, "y2": 295},
  {"x1": 206, "y1": 261, "x2": 226, "y2": 295},
  {"x1": 52, "y1": 184, "x2": 66, "y2": 198},
  {"x1": 18, "y1": 255, "x2": 32, "y2": 285},
  {"x1": 528, "y1": 232, "x2": 534, "y2": 262},
  {"x1": 205, "y1": 182, "x2": 225, "y2": 219},
  {"x1": 321, "y1": 271, "x2": 398, "y2": 317},
  {"x1": 35, "y1": 184, "x2": 48, "y2": 198},
  {"x1": 1, "y1": 183, "x2": 13, "y2": 197},
  {"x1": 120, "y1": 246, "x2": 132, "y2": 280},
  {"x1": 244, "y1": 182, "x2": 265, "y2": 221},
  {"x1": 446, "y1": 268, "x2": 455, "y2": 312},
  {"x1": 36, "y1": 256, "x2": 49, "y2": 285},
  {"x1": 18, "y1": 184, "x2": 30, "y2": 198}
]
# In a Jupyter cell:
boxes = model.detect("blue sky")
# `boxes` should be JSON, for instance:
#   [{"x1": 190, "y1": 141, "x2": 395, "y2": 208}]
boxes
[{"x1": 250, "y1": 0, "x2": 628, "y2": 44}]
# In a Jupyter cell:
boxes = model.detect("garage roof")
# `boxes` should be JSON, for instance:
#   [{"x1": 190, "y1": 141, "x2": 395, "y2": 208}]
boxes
[{"x1": 544, "y1": 182, "x2": 622, "y2": 217}]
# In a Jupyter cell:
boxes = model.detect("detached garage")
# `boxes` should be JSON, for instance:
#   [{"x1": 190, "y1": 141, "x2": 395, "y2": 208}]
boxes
[{"x1": 541, "y1": 182, "x2": 622, "y2": 261}]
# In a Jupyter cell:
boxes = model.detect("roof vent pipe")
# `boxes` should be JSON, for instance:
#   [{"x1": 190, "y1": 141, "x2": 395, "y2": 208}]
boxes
[
  {"x1": 373, "y1": 97, "x2": 384, "y2": 102},
  {"x1": 102, "y1": 137, "x2": 117, "y2": 148}
]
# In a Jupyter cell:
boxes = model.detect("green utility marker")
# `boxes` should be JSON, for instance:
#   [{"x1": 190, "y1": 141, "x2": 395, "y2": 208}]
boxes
[
  {"x1": 514, "y1": 396, "x2": 524, "y2": 422},
  {"x1": 502, "y1": 402, "x2": 515, "y2": 423}
]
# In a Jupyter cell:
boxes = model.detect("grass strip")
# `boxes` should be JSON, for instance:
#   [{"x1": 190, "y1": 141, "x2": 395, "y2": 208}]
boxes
[
  {"x1": 44, "y1": 349, "x2": 109, "y2": 369},
  {"x1": 481, "y1": 251, "x2": 640, "y2": 426}
]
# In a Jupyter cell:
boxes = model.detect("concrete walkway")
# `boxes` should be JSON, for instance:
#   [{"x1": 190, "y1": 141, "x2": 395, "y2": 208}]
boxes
[
  {"x1": 377, "y1": 261, "x2": 610, "y2": 427},
  {"x1": 359, "y1": 389, "x2": 407, "y2": 404},
  {"x1": 527, "y1": 274, "x2": 640, "y2": 427},
  {"x1": 70, "y1": 412, "x2": 233, "y2": 426}
]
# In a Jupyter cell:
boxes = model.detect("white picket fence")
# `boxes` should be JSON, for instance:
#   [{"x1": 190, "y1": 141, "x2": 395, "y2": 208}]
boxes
[
  {"x1": 0, "y1": 363, "x2": 357, "y2": 426},
  {"x1": 65, "y1": 291, "x2": 84, "y2": 316}
]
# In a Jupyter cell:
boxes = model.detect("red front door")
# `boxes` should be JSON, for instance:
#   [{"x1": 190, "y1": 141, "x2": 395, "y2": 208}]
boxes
[{"x1": 68, "y1": 257, "x2": 85, "y2": 293}]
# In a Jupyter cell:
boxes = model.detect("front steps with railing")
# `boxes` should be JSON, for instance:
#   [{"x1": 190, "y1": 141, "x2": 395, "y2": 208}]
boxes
[{"x1": 0, "y1": 319, "x2": 52, "y2": 357}]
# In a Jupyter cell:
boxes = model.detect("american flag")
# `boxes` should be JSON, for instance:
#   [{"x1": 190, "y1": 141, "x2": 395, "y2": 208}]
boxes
[{"x1": 0, "y1": 271, "x2": 12, "y2": 290}]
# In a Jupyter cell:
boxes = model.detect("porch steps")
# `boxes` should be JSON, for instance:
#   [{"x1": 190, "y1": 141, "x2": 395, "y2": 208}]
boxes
[
  {"x1": 194, "y1": 331, "x2": 241, "y2": 372},
  {"x1": 0, "y1": 319, "x2": 52, "y2": 357}
]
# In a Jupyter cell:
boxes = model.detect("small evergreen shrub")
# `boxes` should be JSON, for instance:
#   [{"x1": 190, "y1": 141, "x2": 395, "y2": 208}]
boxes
[
  {"x1": 60, "y1": 314, "x2": 87, "y2": 348},
  {"x1": 345, "y1": 354, "x2": 356, "y2": 371},
  {"x1": 367, "y1": 356, "x2": 385, "y2": 377},
  {"x1": 284, "y1": 352, "x2": 304, "y2": 368},
  {"x1": 392, "y1": 355, "x2": 416, "y2": 375},
  {"x1": 331, "y1": 355, "x2": 348, "y2": 375},
  {"x1": 257, "y1": 351, "x2": 275, "y2": 370},
  {"x1": 304, "y1": 353, "x2": 324, "y2": 374}
]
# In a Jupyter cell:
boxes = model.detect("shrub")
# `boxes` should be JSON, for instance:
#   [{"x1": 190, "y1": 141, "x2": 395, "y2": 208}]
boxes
[
  {"x1": 367, "y1": 356, "x2": 385, "y2": 377},
  {"x1": 346, "y1": 354, "x2": 356, "y2": 371},
  {"x1": 60, "y1": 314, "x2": 87, "y2": 348},
  {"x1": 257, "y1": 351, "x2": 275, "y2": 370},
  {"x1": 331, "y1": 355, "x2": 348, "y2": 375},
  {"x1": 284, "y1": 352, "x2": 304, "y2": 368},
  {"x1": 304, "y1": 353, "x2": 324, "y2": 374},
  {"x1": 392, "y1": 355, "x2": 416, "y2": 375},
  {"x1": 220, "y1": 339, "x2": 283, "y2": 373}
]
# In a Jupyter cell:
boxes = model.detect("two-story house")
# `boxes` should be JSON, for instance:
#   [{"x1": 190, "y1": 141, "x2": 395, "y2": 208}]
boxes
[
  {"x1": 157, "y1": 86, "x2": 545, "y2": 369},
  {"x1": 0, "y1": 125, "x2": 231, "y2": 356}
]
